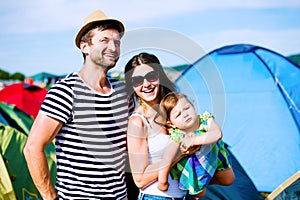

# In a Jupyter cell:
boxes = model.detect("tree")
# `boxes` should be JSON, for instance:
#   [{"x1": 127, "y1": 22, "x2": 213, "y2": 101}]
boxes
[
  {"x1": 0, "y1": 69, "x2": 10, "y2": 80},
  {"x1": 10, "y1": 72, "x2": 25, "y2": 81}
]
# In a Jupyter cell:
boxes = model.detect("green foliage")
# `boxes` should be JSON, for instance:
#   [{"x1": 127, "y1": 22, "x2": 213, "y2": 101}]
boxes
[
  {"x1": 10, "y1": 72, "x2": 25, "y2": 81},
  {"x1": 0, "y1": 68, "x2": 25, "y2": 81},
  {"x1": 0, "y1": 69, "x2": 10, "y2": 80}
]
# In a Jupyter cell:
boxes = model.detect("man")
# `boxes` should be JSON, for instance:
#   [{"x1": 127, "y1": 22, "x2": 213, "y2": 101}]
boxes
[{"x1": 24, "y1": 10, "x2": 133, "y2": 199}]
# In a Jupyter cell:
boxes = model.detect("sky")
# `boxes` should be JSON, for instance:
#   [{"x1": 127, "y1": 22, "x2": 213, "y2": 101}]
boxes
[{"x1": 0, "y1": 0, "x2": 300, "y2": 77}]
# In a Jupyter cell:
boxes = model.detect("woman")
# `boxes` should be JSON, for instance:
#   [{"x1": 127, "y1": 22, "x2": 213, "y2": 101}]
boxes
[{"x1": 124, "y1": 52, "x2": 188, "y2": 199}]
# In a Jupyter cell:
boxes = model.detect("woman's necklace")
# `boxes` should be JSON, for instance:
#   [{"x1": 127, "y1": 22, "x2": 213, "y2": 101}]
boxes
[
  {"x1": 143, "y1": 106, "x2": 154, "y2": 121},
  {"x1": 142, "y1": 103, "x2": 168, "y2": 135},
  {"x1": 142, "y1": 104, "x2": 159, "y2": 128}
]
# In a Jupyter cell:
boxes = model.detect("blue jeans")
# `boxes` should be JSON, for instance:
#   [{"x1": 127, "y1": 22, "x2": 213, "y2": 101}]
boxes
[{"x1": 138, "y1": 193, "x2": 188, "y2": 200}]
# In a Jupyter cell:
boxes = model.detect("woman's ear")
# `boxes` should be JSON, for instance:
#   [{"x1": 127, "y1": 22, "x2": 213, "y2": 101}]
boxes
[{"x1": 166, "y1": 120, "x2": 176, "y2": 128}]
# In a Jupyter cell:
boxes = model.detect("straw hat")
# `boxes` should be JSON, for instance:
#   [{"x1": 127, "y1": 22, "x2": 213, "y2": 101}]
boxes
[{"x1": 75, "y1": 10, "x2": 125, "y2": 48}]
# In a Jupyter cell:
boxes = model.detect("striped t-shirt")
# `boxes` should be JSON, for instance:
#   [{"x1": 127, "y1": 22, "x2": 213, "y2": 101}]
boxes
[{"x1": 40, "y1": 72, "x2": 132, "y2": 199}]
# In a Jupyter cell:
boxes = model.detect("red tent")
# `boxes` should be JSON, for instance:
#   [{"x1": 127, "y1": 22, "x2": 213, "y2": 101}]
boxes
[{"x1": 0, "y1": 83, "x2": 48, "y2": 118}]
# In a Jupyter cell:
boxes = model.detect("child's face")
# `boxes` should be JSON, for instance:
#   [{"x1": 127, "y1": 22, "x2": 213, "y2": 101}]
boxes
[{"x1": 169, "y1": 97, "x2": 198, "y2": 131}]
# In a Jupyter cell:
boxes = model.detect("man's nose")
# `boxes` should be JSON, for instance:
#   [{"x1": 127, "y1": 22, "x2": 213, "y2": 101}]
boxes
[{"x1": 107, "y1": 40, "x2": 116, "y2": 51}]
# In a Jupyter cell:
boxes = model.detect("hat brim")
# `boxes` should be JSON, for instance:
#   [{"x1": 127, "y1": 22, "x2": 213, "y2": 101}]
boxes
[{"x1": 75, "y1": 19, "x2": 124, "y2": 48}]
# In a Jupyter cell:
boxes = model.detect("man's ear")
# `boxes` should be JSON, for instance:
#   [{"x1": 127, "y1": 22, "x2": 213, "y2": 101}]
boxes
[{"x1": 80, "y1": 42, "x2": 89, "y2": 55}]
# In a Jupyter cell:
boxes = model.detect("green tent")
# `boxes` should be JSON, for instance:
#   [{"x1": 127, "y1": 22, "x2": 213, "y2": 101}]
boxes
[
  {"x1": 0, "y1": 102, "x2": 33, "y2": 134},
  {"x1": 0, "y1": 153, "x2": 16, "y2": 199},
  {"x1": 0, "y1": 102, "x2": 56, "y2": 200}
]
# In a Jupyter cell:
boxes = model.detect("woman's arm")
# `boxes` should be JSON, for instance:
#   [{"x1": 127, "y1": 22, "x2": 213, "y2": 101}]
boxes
[{"x1": 127, "y1": 116, "x2": 163, "y2": 189}]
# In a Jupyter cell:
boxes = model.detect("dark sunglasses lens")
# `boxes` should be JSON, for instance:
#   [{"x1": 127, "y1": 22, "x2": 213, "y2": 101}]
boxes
[
  {"x1": 132, "y1": 76, "x2": 143, "y2": 87},
  {"x1": 132, "y1": 71, "x2": 159, "y2": 87},
  {"x1": 145, "y1": 71, "x2": 159, "y2": 82}
]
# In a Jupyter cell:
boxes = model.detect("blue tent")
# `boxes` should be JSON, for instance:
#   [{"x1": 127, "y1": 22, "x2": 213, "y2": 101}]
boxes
[{"x1": 175, "y1": 44, "x2": 300, "y2": 193}]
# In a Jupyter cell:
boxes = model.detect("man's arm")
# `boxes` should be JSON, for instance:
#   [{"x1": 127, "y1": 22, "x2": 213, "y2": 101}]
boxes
[{"x1": 24, "y1": 113, "x2": 62, "y2": 200}]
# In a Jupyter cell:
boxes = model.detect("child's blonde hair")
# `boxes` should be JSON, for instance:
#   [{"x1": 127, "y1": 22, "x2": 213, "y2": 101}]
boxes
[{"x1": 155, "y1": 92, "x2": 193, "y2": 130}]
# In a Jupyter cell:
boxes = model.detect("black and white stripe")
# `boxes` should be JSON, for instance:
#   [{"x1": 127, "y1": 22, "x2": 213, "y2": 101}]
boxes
[{"x1": 40, "y1": 72, "x2": 131, "y2": 199}]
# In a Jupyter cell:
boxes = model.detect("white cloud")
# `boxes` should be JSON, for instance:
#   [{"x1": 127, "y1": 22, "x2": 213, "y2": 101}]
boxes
[
  {"x1": 201, "y1": 0, "x2": 300, "y2": 9},
  {"x1": 1, "y1": 0, "x2": 299, "y2": 76},
  {"x1": 194, "y1": 28, "x2": 300, "y2": 56},
  {"x1": 1, "y1": 0, "x2": 299, "y2": 33}
]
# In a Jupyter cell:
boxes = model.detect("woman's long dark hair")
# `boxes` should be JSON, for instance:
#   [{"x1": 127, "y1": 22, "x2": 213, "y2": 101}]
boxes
[{"x1": 124, "y1": 52, "x2": 176, "y2": 102}]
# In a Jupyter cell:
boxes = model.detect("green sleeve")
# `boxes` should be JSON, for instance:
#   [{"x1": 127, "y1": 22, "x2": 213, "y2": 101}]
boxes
[
  {"x1": 200, "y1": 111, "x2": 213, "y2": 121},
  {"x1": 170, "y1": 128, "x2": 185, "y2": 143}
]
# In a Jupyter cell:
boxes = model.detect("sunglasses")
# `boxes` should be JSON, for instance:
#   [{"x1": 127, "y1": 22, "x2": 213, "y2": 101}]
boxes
[{"x1": 131, "y1": 71, "x2": 159, "y2": 87}]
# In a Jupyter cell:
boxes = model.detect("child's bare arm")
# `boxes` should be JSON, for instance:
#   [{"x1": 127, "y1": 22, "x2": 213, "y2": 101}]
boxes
[
  {"x1": 158, "y1": 140, "x2": 180, "y2": 191},
  {"x1": 180, "y1": 117, "x2": 222, "y2": 151}
]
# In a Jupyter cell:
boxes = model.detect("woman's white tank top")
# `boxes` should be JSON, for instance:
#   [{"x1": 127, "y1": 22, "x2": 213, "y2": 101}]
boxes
[{"x1": 130, "y1": 112, "x2": 187, "y2": 197}]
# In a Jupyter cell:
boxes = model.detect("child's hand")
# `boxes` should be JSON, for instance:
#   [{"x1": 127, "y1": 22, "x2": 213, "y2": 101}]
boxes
[{"x1": 180, "y1": 135, "x2": 194, "y2": 154}]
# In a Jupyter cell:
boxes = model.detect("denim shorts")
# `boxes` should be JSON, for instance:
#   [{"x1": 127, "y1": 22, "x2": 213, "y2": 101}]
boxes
[{"x1": 138, "y1": 192, "x2": 188, "y2": 200}]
